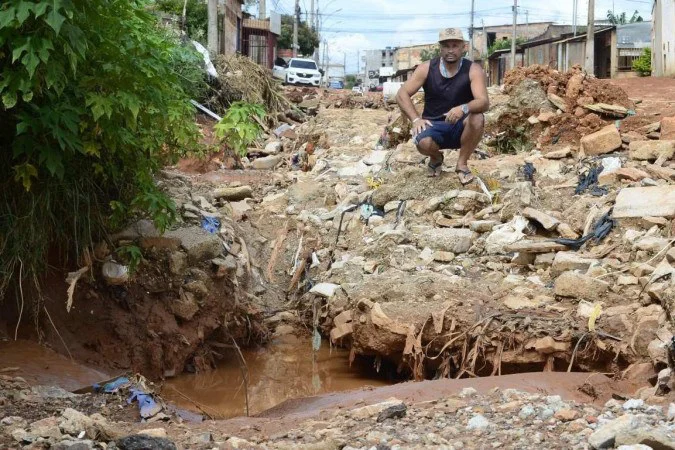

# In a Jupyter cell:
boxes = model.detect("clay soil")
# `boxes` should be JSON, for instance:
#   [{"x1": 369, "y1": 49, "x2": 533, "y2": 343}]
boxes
[{"x1": 611, "y1": 77, "x2": 675, "y2": 132}]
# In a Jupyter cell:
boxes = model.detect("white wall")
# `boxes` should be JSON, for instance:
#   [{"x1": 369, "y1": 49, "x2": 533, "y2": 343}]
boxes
[{"x1": 653, "y1": 0, "x2": 675, "y2": 76}]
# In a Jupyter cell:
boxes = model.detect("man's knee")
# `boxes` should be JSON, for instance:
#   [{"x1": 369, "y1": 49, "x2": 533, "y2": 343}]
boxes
[
  {"x1": 466, "y1": 113, "x2": 484, "y2": 130},
  {"x1": 416, "y1": 136, "x2": 437, "y2": 154}
]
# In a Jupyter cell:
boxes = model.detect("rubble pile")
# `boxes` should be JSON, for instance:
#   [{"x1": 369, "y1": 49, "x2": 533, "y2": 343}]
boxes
[{"x1": 2, "y1": 375, "x2": 674, "y2": 449}]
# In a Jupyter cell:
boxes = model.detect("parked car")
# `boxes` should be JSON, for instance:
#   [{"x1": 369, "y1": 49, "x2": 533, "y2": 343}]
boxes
[
  {"x1": 352, "y1": 86, "x2": 363, "y2": 93},
  {"x1": 273, "y1": 58, "x2": 321, "y2": 86},
  {"x1": 328, "y1": 80, "x2": 344, "y2": 89}
]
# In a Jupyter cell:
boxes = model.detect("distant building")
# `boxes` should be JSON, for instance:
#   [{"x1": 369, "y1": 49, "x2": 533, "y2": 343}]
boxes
[
  {"x1": 470, "y1": 22, "x2": 559, "y2": 62},
  {"x1": 219, "y1": 0, "x2": 244, "y2": 55},
  {"x1": 652, "y1": 0, "x2": 675, "y2": 76},
  {"x1": 616, "y1": 22, "x2": 652, "y2": 77},
  {"x1": 362, "y1": 47, "x2": 395, "y2": 88},
  {"x1": 242, "y1": 11, "x2": 281, "y2": 69}
]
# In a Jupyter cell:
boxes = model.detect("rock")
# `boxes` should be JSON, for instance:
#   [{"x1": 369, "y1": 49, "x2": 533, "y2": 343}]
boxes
[
  {"x1": 29, "y1": 416, "x2": 63, "y2": 440},
  {"x1": 614, "y1": 186, "x2": 675, "y2": 218},
  {"x1": 505, "y1": 240, "x2": 568, "y2": 254},
  {"x1": 555, "y1": 271, "x2": 609, "y2": 299},
  {"x1": 538, "y1": 111, "x2": 556, "y2": 122},
  {"x1": 363, "y1": 150, "x2": 389, "y2": 166},
  {"x1": 548, "y1": 93, "x2": 568, "y2": 112},
  {"x1": 634, "y1": 236, "x2": 671, "y2": 253},
  {"x1": 350, "y1": 398, "x2": 405, "y2": 419},
  {"x1": 52, "y1": 440, "x2": 96, "y2": 450},
  {"x1": 187, "y1": 432, "x2": 213, "y2": 446},
  {"x1": 661, "y1": 116, "x2": 675, "y2": 140},
  {"x1": 588, "y1": 414, "x2": 642, "y2": 449},
  {"x1": 523, "y1": 207, "x2": 560, "y2": 230},
  {"x1": 668, "y1": 403, "x2": 675, "y2": 420},
  {"x1": 557, "y1": 223, "x2": 580, "y2": 240},
  {"x1": 645, "y1": 164, "x2": 675, "y2": 181},
  {"x1": 617, "y1": 275, "x2": 639, "y2": 286},
  {"x1": 432, "y1": 251, "x2": 455, "y2": 263},
  {"x1": 467, "y1": 414, "x2": 491, "y2": 430},
  {"x1": 554, "y1": 409, "x2": 580, "y2": 422},
  {"x1": 59, "y1": 408, "x2": 93, "y2": 437},
  {"x1": 31, "y1": 385, "x2": 77, "y2": 399},
  {"x1": 600, "y1": 168, "x2": 650, "y2": 184},
  {"x1": 263, "y1": 141, "x2": 283, "y2": 155},
  {"x1": 614, "y1": 427, "x2": 675, "y2": 449},
  {"x1": 629, "y1": 140, "x2": 675, "y2": 161},
  {"x1": 138, "y1": 428, "x2": 168, "y2": 439},
  {"x1": 551, "y1": 252, "x2": 598, "y2": 276},
  {"x1": 581, "y1": 125, "x2": 622, "y2": 156},
  {"x1": 527, "y1": 115, "x2": 540, "y2": 125},
  {"x1": 376, "y1": 403, "x2": 407, "y2": 422},
  {"x1": 310, "y1": 283, "x2": 341, "y2": 298},
  {"x1": 503, "y1": 296, "x2": 542, "y2": 311},
  {"x1": 165, "y1": 227, "x2": 222, "y2": 263},
  {"x1": 469, "y1": 220, "x2": 499, "y2": 233},
  {"x1": 544, "y1": 147, "x2": 572, "y2": 159},
  {"x1": 527, "y1": 336, "x2": 569, "y2": 354},
  {"x1": 417, "y1": 228, "x2": 475, "y2": 254},
  {"x1": 252, "y1": 155, "x2": 283, "y2": 170},
  {"x1": 116, "y1": 435, "x2": 177, "y2": 450},
  {"x1": 212, "y1": 186, "x2": 253, "y2": 201},
  {"x1": 102, "y1": 261, "x2": 129, "y2": 285},
  {"x1": 224, "y1": 437, "x2": 254, "y2": 448},
  {"x1": 171, "y1": 291, "x2": 199, "y2": 321},
  {"x1": 657, "y1": 368, "x2": 673, "y2": 395}
]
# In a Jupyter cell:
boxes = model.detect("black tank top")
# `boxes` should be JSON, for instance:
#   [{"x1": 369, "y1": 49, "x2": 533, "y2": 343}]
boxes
[{"x1": 422, "y1": 57, "x2": 474, "y2": 120}]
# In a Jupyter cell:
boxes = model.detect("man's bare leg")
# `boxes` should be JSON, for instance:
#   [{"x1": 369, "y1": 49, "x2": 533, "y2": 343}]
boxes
[
  {"x1": 416, "y1": 137, "x2": 443, "y2": 177},
  {"x1": 456, "y1": 113, "x2": 485, "y2": 184}
]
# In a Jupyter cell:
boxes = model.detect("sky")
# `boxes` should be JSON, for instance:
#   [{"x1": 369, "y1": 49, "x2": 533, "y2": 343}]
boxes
[{"x1": 265, "y1": 0, "x2": 653, "y2": 73}]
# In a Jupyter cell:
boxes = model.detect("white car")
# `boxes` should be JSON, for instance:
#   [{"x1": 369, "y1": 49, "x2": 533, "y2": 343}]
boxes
[{"x1": 274, "y1": 58, "x2": 321, "y2": 86}]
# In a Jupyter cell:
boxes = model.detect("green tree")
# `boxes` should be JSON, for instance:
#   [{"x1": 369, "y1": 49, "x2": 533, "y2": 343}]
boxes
[
  {"x1": 154, "y1": 0, "x2": 208, "y2": 43},
  {"x1": 488, "y1": 37, "x2": 525, "y2": 56},
  {"x1": 421, "y1": 46, "x2": 440, "y2": 62},
  {"x1": 0, "y1": 1, "x2": 201, "y2": 300},
  {"x1": 277, "y1": 14, "x2": 319, "y2": 56},
  {"x1": 606, "y1": 9, "x2": 643, "y2": 25},
  {"x1": 632, "y1": 47, "x2": 651, "y2": 76}
]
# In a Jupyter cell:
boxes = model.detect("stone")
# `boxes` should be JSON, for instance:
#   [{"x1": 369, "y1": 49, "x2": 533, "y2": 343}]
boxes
[
  {"x1": 523, "y1": 207, "x2": 560, "y2": 230},
  {"x1": 505, "y1": 240, "x2": 568, "y2": 254},
  {"x1": 52, "y1": 440, "x2": 96, "y2": 450},
  {"x1": 555, "y1": 271, "x2": 609, "y2": 299},
  {"x1": 224, "y1": 437, "x2": 254, "y2": 448},
  {"x1": 622, "y1": 399, "x2": 645, "y2": 410},
  {"x1": 432, "y1": 251, "x2": 455, "y2": 262},
  {"x1": 614, "y1": 427, "x2": 675, "y2": 449},
  {"x1": 59, "y1": 408, "x2": 93, "y2": 436},
  {"x1": 212, "y1": 186, "x2": 253, "y2": 201},
  {"x1": 350, "y1": 398, "x2": 405, "y2": 419},
  {"x1": 544, "y1": 147, "x2": 572, "y2": 159},
  {"x1": 554, "y1": 409, "x2": 580, "y2": 421},
  {"x1": 102, "y1": 261, "x2": 129, "y2": 285},
  {"x1": 503, "y1": 296, "x2": 541, "y2": 311},
  {"x1": 363, "y1": 150, "x2": 389, "y2": 166},
  {"x1": 614, "y1": 186, "x2": 675, "y2": 218},
  {"x1": 645, "y1": 164, "x2": 675, "y2": 181},
  {"x1": 138, "y1": 428, "x2": 168, "y2": 439},
  {"x1": 310, "y1": 283, "x2": 341, "y2": 298},
  {"x1": 588, "y1": 414, "x2": 642, "y2": 449},
  {"x1": 417, "y1": 228, "x2": 475, "y2": 254},
  {"x1": 29, "y1": 417, "x2": 62, "y2": 440},
  {"x1": 661, "y1": 116, "x2": 675, "y2": 140},
  {"x1": 251, "y1": 155, "x2": 283, "y2": 170},
  {"x1": 527, "y1": 336, "x2": 569, "y2": 354},
  {"x1": 580, "y1": 125, "x2": 622, "y2": 156},
  {"x1": 548, "y1": 93, "x2": 568, "y2": 112},
  {"x1": 551, "y1": 252, "x2": 598, "y2": 277},
  {"x1": 263, "y1": 141, "x2": 283, "y2": 155},
  {"x1": 629, "y1": 140, "x2": 675, "y2": 161},
  {"x1": 187, "y1": 432, "x2": 213, "y2": 446},
  {"x1": 622, "y1": 363, "x2": 657, "y2": 383},
  {"x1": 467, "y1": 414, "x2": 490, "y2": 430},
  {"x1": 617, "y1": 275, "x2": 639, "y2": 286},
  {"x1": 527, "y1": 115, "x2": 540, "y2": 125},
  {"x1": 165, "y1": 227, "x2": 222, "y2": 263},
  {"x1": 469, "y1": 220, "x2": 499, "y2": 233},
  {"x1": 538, "y1": 111, "x2": 556, "y2": 122},
  {"x1": 600, "y1": 168, "x2": 650, "y2": 184},
  {"x1": 634, "y1": 236, "x2": 671, "y2": 253},
  {"x1": 376, "y1": 403, "x2": 407, "y2": 422},
  {"x1": 171, "y1": 291, "x2": 199, "y2": 321},
  {"x1": 557, "y1": 223, "x2": 580, "y2": 239},
  {"x1": 116, "y1": 435, "x2": 177, "y2": 450}
]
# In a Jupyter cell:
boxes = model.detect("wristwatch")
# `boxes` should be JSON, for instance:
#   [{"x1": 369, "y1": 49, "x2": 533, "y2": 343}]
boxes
[{"x1": 461, "y1": 104, "x2": 469, "y2": 114}]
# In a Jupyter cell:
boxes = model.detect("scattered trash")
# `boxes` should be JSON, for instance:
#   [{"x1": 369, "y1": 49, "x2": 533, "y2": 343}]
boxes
[
  {"x1": 201, "y1": 217, "x2": 220, "y2": 234},
  {"x1": 555, "y1": 212, "x2": 615, "y2": 250},
  {"x1": 520, "y1": 162, "x2": 537, "y2": 185},
  {"x1": 94, "y1": 377, "x2": 130, "y2": 394},
  {"x1": 128, "y1": 388, "x2": 162, "y2": 419},
  {"x1": 575, "y1": 165, "x2": 607, "y2": 196}
]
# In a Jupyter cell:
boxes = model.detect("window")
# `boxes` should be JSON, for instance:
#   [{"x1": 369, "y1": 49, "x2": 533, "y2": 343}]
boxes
[
  {"x1": 289, "y1": 60, "x2": 318, "y2": 70},
  {"x1": 382, "y1": 62, "x2": 385, "y2": 67}
]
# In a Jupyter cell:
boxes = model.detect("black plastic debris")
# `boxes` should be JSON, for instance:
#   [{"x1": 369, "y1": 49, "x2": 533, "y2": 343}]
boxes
[
  {"x1": 575, "y1": 165, "x2": 607, "y2": 196},
  {"x1": 520, "y1": 162, "x2": 537, "y2": 185},
  {"x1": 555, "y1": 212, "x2": 615, "y2": 250}
]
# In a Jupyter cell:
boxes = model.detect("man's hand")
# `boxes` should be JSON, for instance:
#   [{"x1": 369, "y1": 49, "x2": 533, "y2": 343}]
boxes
[
  {"x1": 412, "y1": 118, "x2": 433, "y2": 137},
  {"x1": 445, "y1": 106, "x2": 464, "y2": 124}
]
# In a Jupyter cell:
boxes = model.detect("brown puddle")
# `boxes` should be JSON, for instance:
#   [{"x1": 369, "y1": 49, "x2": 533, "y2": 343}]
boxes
[
  {"x1": 0, "y1": 340, "x2": 109, "y2": 392},
  {"x1": 161, "y1": 335, "x2": 392, "y2": 419}
]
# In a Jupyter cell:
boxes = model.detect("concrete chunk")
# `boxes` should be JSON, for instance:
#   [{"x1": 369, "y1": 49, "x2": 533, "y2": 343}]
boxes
[
  {"x1": 417, "y1": 228, "x2": 475, "y2": 254},
  {"x1": 212, "y1": 186, "x2": 253, "y2": 201},
  {"x1": 613, "y1": 186, "x2": 675, "y2": 218},
  {"x1": 551, "y1": 252, "x2": 598, "y2": 276},
  {"x1": 629, "y1": 140, "x2": 675, "y2": 161},
  {"x1": 581, "y1": 125, "x2": 622, "y2": 156},
  {"x1": 555, "y1": 271, "x2": 610, "y2": 299},
  {"x1": 523, "y1": 207, "x2": 560, "y2": 230},
  {"x1": 165, "y1": 227, "x2": 223, "y2": 263},
  {"x1": 505, "y1": 240, "x2": 568, "y2": 254}
]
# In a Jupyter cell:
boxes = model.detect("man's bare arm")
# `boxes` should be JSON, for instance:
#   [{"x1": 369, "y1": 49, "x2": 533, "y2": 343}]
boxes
[
  {"x1": 467, "y1": 62, "x2": 489, "y2": 113},
  {"x1": 396, "y1": 63, "x2": 431, "y2": 136}
]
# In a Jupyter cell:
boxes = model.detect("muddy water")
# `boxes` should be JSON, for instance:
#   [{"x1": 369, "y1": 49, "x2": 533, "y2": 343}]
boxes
[
  {"x1": 0, "y1": 340, "x2": 109, "y2": 391},
  {"x1": 162, "y1": 335, "x2": 392, "y2": 419}
]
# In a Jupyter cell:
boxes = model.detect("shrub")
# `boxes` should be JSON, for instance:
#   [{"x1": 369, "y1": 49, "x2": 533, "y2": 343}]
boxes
[
  {"x1": 632, "y1": 48, "x2": 651, "y2": 76},
  {"x1": 214, "y1": 101, "x2": 266, "y2": 157},
  {"x1": 0, "y1": 0, "x2": 201, "y2": 301}
]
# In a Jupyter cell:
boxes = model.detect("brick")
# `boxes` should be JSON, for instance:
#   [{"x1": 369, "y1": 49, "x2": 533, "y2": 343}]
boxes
[{"x1": 580, "y1": 125, "x2": 621, "y2": 156}]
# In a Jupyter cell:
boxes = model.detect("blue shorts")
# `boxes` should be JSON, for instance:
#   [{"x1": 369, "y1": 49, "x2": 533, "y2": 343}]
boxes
[{"x1": 413, "y1": 119, "x2": 465, "y2": 150}]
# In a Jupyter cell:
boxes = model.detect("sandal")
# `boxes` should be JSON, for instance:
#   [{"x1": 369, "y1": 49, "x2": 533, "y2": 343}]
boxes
[
  {"x1": 427, "y1": 157, "x2": 444, "y2": 177},
  {"x1": 455, "y1": 167, "x2": 475, "y2": 185}
]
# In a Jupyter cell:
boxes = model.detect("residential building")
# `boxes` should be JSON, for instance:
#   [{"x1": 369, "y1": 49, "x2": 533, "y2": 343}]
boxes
[
  {"x1": 470, "y1": 22, "x2": 562, "y2": 61},
  {"x1": 242, "y1": 11, "x2": 281, "y2": 69},
  {"x1": 362, "y1": 48, "x2": 395, "y2": 88},
  {"x1": 652, "y1": 0, "x2": 675, "y2": 76},
  {"x1": 616, "y1": 22, "x2": 652, "y2": 77}
]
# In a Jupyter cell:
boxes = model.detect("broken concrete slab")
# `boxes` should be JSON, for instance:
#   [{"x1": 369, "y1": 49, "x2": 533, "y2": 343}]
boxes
[
  {"x1": 165, "y1": 227, "x2": 223, "y2": 263},
  {"x1": 551, "y1": 252, "x2": 598, "y2": 277},
  {"x1": 417, "y1": 228, "x2": 475, "y2": 254},
  {"x1": 213, "y1": 186, "x2": 253, "y2": 201},
  {"x1": 310, "y1": 283, "x2": 341, "y2": 298},
  {"x1": 613, "y1": 186, "x2": 675, "y2": 219},
  {"x1": 505, "y1": 240, "x2": 568, "y2": 254},
  {"x1": 554, "y1": 271, "x2": 610, "y2": 299},
  {"x1": 580, "y1": 125, "x2": 621, "y2": 156},
  {"x1": 523, "y1": 207, "x2": 560, "y2": 231},
  {"x1": 629, "y1": 140, "x2": 675, "y2": 161}
]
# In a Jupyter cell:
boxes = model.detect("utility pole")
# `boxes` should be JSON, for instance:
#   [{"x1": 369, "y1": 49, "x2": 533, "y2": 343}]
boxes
[
  {"x1": 469, "y1": 0, "x2": 475, "y2": 60},
  {"x1": 292, "y1": 0, "x2": 299, "y2": 57},
  {"x1": 259, "y1": 0, "x2": 266, "y2": 20},
  {"x1": 482, "y1": 19, "x2": 487, "y2": 57},
  {"x1": 207, "y1": 0, "x2": 218, "y2": 55},
  {"x1": 310, "y1": 0, "x2": 314, "y2": 30},
  {"x1": 585, "y1": 0, "x2": 595, "y2": 75},
  {"x1": 510, "y1": 0, "x2": 517, "y2": 69},
  {"x1": 525, "y1": 10, "x2": 529, "y2": 38},
  {"x1": 573, "y1": 0, "x2": 577, "y2": 36}
]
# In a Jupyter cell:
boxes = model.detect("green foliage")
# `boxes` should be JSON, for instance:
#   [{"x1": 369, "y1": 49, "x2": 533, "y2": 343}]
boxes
[
  {"x1": 488, "y1": 38, "x2": 526, "y2": 56},
  {"x1": 606, "y1": 9, "x2": 643, "y2": 25},
  {"x1": 278, "y1": 15, "x2": 319, "y2": 56},
  {"x1": 421, "y1": 46, "x2": 440, "y2": 62},
  {"x1": 116, "y1": 244, "x2": 143, "y2": 273},
  {"x1": 0, "y1": 0, "x2": 200, "y2": 300},
  {"x1": 154, "y1": 0, "x2": 208, "y2": 43},
  {"x1": 632, "y1": 47, "x2": 652, "y2": 76},
  {"x1": 214, "y1": 101, "x2": 266, "y2": 157}
]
